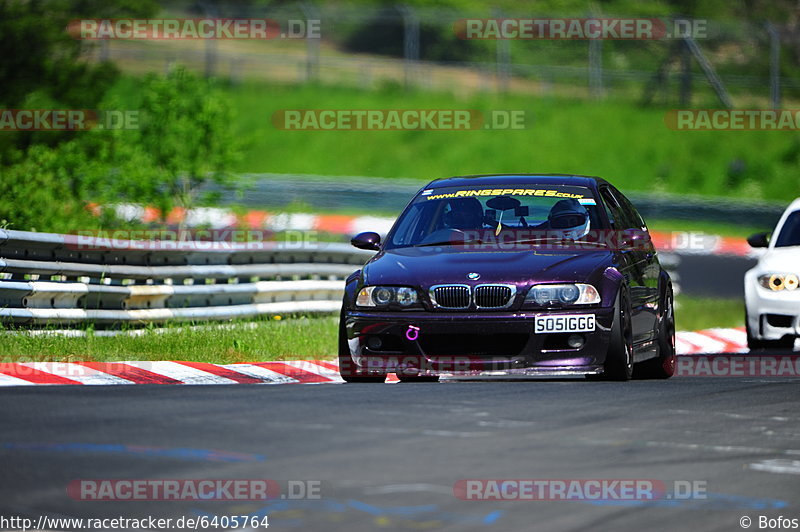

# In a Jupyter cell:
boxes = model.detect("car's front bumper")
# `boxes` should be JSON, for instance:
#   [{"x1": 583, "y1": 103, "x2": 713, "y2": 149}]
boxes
[
  {"x1": 745, "y1": 278, "x2": 800, "y2": 341},
  {"x1": 343, "y1": 308, "x2": 614, "y2": 376}
]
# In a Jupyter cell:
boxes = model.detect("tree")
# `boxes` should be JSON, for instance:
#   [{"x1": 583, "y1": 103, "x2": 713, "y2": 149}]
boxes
[
  {"x1": 122, "y1": 66, "x2": 241, "y2": 221},
  {"x1": 0, "y1": 0, "x2": 158, "y2": 158}
]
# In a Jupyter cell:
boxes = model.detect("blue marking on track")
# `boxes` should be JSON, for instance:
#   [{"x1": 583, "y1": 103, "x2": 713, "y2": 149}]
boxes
[
  {"x1": 585, "y1": 492, "x2": 788, "y2": 510},
  {"x1": 193, "y1": 499, "x2": 505, "y2": 527},
  {"x1": 1, "y1": 442, "x2": 265, "y2": 462}
]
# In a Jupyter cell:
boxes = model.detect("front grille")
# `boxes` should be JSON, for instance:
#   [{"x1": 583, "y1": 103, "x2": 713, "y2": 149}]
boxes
[
  {"x1": 432, "y1": 285, "x2": 470, "y2": 309},
  {"x1": 420, "y1": 333, "x2": 528, "y2": 358},
  {"x1": 766, "y1": 314, "x2": 794, "y2": 328},
  {"x1": 475, "y1": 285, "x2": 514, "y2": 308}
]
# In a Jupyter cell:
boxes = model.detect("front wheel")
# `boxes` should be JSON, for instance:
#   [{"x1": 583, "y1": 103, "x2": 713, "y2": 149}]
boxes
[
  {"x1": 338, "y1": 307, "x2": 386, "y2": 383},
  {"x1": 601, "y1": 290, "x2": 633, "y2": 381},
  {"x1": 397, "y1": 372, "x2": 440, "y2": 383}
]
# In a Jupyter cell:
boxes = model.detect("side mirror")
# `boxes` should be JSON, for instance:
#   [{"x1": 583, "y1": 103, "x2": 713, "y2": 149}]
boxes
[
  {"x1": 746, "y1": 232, "x2": 770, "y2": 248},
  {"x1": 351, "y1": 231, "x2": 381, "y2": 251}
]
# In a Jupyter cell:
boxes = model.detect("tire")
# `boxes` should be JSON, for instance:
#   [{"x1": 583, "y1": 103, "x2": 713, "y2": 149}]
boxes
[
  {"x1": 634, "y1": 285, "x2": 676, "y2": 379},
  {"x1": 746, "y1": 311, "x2": 795, "y2": 351},
  {"x1": 601, "y1": 289, "x2": 634, "y2": 381},
  {"x1": 338, "y1": 307, "x2": 386, "y2": 383},
  {"x1": 397, "y1": 373, "x2": 440, "y2": 383}
]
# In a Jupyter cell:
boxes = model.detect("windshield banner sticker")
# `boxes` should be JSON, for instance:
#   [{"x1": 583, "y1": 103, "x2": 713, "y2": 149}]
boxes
[{"x1": 425, "y1": 188, "x2": 587, "y2": 200}]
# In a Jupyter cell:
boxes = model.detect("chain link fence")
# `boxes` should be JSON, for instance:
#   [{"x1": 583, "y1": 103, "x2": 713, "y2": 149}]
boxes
[{"x1": 84, "y1": 3, "x2": 799, "y2": 105}]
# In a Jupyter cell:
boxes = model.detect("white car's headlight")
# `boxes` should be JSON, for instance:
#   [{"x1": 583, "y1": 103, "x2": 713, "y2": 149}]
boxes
[
  {"x1": 357, "y1": 286, "x2": 420, "y2": 308},
  {"x1": 525, "y1": 283, "x2": 600, "y2": 306},
  {"x1": 758, "y1": 273, "x2": 799, "y2": 291}
]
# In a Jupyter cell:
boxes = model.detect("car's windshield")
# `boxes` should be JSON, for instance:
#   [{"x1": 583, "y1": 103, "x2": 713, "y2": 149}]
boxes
[
  {"x1": 386, "y1": 184, "x2": 604, "y2": 249},
  {"x1": 775, "y1": 210, "x2": 800, "y2": 247}
]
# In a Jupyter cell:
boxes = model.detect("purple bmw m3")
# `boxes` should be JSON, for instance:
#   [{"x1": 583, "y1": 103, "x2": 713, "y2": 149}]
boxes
[{"x1": 339, "y1": 174, "x2": 676, "y2": 382}]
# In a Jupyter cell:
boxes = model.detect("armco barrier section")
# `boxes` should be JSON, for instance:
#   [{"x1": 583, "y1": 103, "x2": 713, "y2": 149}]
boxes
[{"x1": 0, "y1": 229, "x2": 373, "y2": 326}]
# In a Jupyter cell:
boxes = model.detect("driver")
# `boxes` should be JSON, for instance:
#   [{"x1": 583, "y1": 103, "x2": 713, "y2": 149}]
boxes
[
  {"x1": 442, "y1": 198, "x2": 484, "y2": 231},
  {"x1": 546, "y1": 199, "x2": 591, "y2": 239}
]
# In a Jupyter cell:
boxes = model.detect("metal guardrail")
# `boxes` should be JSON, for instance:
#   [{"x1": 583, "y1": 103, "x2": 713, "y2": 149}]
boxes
[{"x1": 0, "y1": 229, "x2": 372, "y2": 326}]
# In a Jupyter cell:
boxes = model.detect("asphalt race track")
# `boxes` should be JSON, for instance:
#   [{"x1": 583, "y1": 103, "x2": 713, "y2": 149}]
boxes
[{"x1": 1, "y1": 375, "x2": 799, "y2": 532}]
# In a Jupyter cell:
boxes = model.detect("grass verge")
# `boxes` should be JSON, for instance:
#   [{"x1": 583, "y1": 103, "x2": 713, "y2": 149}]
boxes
[
  {"x1": 0, "y1": 316, "x2": 339, "y2": 364},
  {"x1": 675, "y1": 295, "x2": 743, "y2": 332}
]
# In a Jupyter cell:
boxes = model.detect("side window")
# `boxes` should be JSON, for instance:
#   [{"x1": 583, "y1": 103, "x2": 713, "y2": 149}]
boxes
[
  {"x1": 602, "y1": 187, "x2": 638, "y2": 230},
  {"x1": 599, "y1": 187, "x2": 624, "y2": 229},
  {"x1": 611, "y1": 187, "x2": 646, "y2": 231}
]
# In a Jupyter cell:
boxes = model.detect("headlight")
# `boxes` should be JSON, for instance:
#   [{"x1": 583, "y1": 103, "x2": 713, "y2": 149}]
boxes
[
  {"x1": 525, "y1": 283, "x2": 600, "y2": 306},
  {"x1": 758, "y1": 273, "x2": 799, "y2": 291},
  {"x1": 356, "y1": 286, "x2": 420, "y2": 308}
]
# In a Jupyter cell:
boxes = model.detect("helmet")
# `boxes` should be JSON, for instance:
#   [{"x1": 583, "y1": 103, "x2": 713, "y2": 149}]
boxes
[
  {"x1": 443, "y1": 198, "x2": 484, "y2": 230},
  {"x1": 547, "y1": 199, "x2": 590, "y2": 239}
]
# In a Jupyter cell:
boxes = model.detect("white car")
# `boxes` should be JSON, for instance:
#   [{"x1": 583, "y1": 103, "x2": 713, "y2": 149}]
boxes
[{"x1": 744, "y1": 197, "x2": 800, "y2": 350}]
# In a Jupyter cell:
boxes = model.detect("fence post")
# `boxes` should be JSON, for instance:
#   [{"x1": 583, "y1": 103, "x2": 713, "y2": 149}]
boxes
[
  {"x1": 587, "y1": 13, "x2": 603, "y2": 99},
  {"x1": 202, "y1": 3, "x2": 217, "y2": 78},
  {"x1": 684, "y1": 34, "x2": 733, "y2": 109},
  {"x1": 398, "y1": 5, "x2": 420, "y2": 88},
  {"x1": 493, "y1": 8, "x2": 510, "y2": 93},
  {"x1": 300, "y1": 2, "x2": 320, "y2": 82},
  {"x1": 100, "y1": 38, "x2": 110, "y2": 62},
  {"x1": 679, "y1": 38, "x2": 692, "y2": 106},
  {"x1": 766, "y1": 22, "x2": 781, "y2": 109},
  {"x1": 588, "y1": 39, "x2": 603, "y2": 99},
  {"x1": 205, "y1": 40, "x2": 216, "y2": 78}
]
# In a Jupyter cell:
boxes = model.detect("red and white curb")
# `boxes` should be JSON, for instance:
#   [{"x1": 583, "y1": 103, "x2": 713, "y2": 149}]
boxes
[
  {"x1": 676, "y1": 327, "x2": 748, "y2": 355},
  {"x1": 0, "y1": 359, "x2": 399, "y2": 386},
  {"x1": 0, "y1": 328, "x2": 748, "y2": 386}
]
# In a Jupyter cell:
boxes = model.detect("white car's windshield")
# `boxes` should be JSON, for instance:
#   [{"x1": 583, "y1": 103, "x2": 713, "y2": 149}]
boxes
[{"x1": 775, "y1": 210, "x2": 800, "y2": 247}]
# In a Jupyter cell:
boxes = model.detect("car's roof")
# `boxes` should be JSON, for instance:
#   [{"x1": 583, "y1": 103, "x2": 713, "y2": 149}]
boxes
[{"x1": 425, "y1": 174, "x2": 606, "y2": 189}]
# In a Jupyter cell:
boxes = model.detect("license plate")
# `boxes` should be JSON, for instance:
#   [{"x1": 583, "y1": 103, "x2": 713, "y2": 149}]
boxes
[{"x1": 534, "y1": 314, "x2": 596, "y2": 334}]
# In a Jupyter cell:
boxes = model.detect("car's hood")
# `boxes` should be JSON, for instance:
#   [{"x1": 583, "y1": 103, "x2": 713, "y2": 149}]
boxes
[
  {"x1": 362, "y1": 246, "x2": 613, "y2": 288},
  {"x1": 757, "y1": 246, "x2": 800, "y2": 272}
]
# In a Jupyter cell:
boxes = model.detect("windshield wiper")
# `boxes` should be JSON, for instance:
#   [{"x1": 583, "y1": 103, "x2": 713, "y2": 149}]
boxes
[
  {"x1": 415, "y1": 239, "x2": 484, "y2": 247},
  {"x1": 502, "y1": 237, "x2": 565, "y2": 245},
  {"x1": 504, "y1": 237, "x2": 608, "y2": 247},
  {"x1": 567, "y1": 240, "x2": 609, "y2": 247}
]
